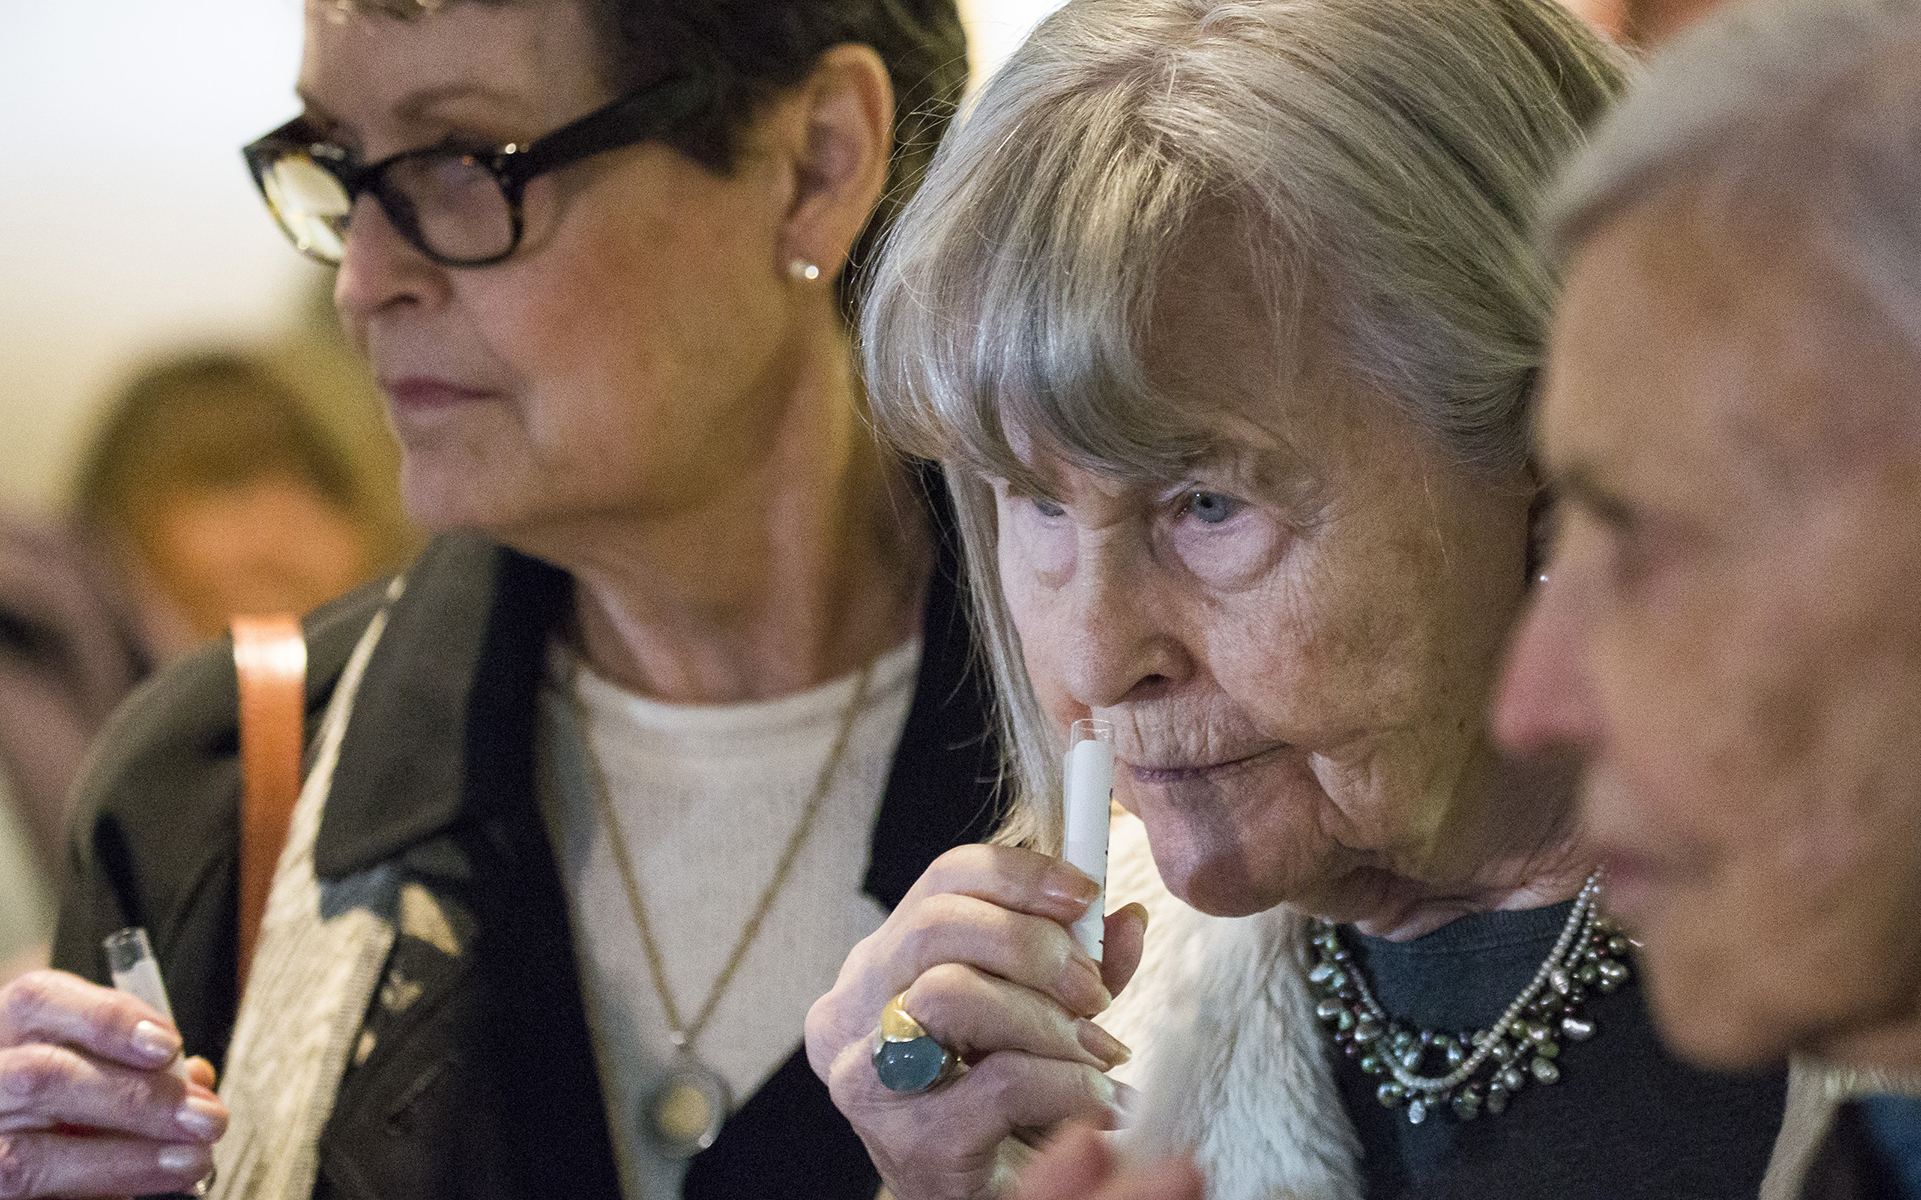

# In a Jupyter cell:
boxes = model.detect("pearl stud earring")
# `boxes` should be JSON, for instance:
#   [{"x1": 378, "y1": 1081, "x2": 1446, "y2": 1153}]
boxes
[{"x1": 788, "y1": 259, "x2": 822, "y2": 283}]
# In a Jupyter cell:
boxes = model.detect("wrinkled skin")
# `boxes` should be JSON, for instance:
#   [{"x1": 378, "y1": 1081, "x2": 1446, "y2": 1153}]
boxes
[
  {"x1": 805, "y1": 846, "x2": 1146, "y2": 1200},
  {"x1": 322, "y1": 0, "x2": 816, "y2": 544},
  {"x1": 1496, "y1": 191, "x2": 1921, "y2": 1071},
  {"x1": 318, "y1": 0, "x2": 918, "y2": 705},
  {"x1": 810, "y1": 233, "x2": 1585, "y2": 1199},
  {"x1": 0, "y1": 971, "x2": 224, "y2": 1199},
  {"x1": 996, "y1": 237, "x2": 1571, "y2": 937}
]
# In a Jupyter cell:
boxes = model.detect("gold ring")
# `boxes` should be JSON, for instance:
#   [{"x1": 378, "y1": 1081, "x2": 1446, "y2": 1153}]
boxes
[{"x1": 872, "y1": 991, "x2": 959, "y2": 1093}]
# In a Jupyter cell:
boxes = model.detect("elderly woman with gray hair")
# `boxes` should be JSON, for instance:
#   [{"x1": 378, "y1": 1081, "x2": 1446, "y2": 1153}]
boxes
[{"x1": 805, "y1": 0, "x2": 1801, "y2": 1196}]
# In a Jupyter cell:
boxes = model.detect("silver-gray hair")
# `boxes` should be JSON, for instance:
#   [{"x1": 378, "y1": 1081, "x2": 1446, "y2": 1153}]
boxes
[
  {"x1": 1546, "y1": 0, "x2": 1921, "y2": 358},
  {"x1": 862, "y1": 0, "x2": 1626, "y2": 848}
]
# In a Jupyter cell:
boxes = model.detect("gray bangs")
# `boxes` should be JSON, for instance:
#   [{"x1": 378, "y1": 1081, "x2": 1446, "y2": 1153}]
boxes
[
  {"x1": 865, "y1": 0, "x2": 1628, "y2": 496},
  {"x1": 862, "y1": 32, "x2": 1241, "y2": 493}
]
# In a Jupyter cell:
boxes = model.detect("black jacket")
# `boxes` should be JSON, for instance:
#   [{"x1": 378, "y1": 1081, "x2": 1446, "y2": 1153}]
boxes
[{"x1": 52, "y1": 519, "x2": 1001, "y2": 1200}]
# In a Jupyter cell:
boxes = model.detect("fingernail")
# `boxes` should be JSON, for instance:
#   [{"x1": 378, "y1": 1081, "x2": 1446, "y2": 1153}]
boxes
[
  {"x1": 1122, "y1": 901, "x2": 1150, "y2": 935},
  {"x1": 158, "y1": 1144, "x2": 207, "y2": 1174},
  {"x1": 132, "y1": 1020, "x2": 182, "y2": 1064},
  {"x1": 176, "y1": 1095, "x2": 224, "y2": 1139},
  {"x1": 1115, "y1": 1080, "x2": 1141, "y2": 1115},
  {"x1": 1078, "y1": 1018, "x2": 1132, "y2": 1067},
  {"x1": 1042, "y1": 862, "x2": 1101, "y2": 908},
  {"x1": 1059, "y1": 958, "x2": 1104, "y2": 1014}
]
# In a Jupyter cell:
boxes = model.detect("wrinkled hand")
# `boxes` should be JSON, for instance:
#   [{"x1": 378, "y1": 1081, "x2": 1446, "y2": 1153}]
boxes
[
  {"x1": 0, "y1": 970, "x2": 225, "y2": 1198},
  {"x1": 1010, "y1": 1125, "x2": 1203, "y2": 1200},
  {"x1": 806, "y1": 845, "x2": 1147, "y2": 1200}
]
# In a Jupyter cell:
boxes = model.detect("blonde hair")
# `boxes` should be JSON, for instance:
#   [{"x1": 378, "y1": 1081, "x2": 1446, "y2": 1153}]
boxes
[{"x1": 861, "y1": 0, "x2": 1625, "y2": 848}]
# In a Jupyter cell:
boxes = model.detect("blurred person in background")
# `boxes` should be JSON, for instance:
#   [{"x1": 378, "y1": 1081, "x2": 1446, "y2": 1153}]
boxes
[
  {"x1": 0, "y1": 519, "x2": 146, "y2": 983},
  {"x1": 0, "y1": 350, "x2": 391, "y2": 986},
  {"x1": 0, "y1": 775, "x2": 57, "y2": 983},
  {"x1": 1560, "y1": 0, "x2": 1729, "y2": 46},
  {"x1": 1499, "y1": 0, "x2": 1921, "y2": 1197},
  {"x1": 0, "y1": 0, "x2": 993, "y2": 1198},
  {"x1": 72, "y1": 352, "x2": 393, "y2": 661}
]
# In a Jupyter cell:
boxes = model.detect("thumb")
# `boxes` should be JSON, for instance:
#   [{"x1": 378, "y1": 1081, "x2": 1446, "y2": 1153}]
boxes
[{"x1": 1101, "y1": 903, "x2": 1148, "y2": 998}]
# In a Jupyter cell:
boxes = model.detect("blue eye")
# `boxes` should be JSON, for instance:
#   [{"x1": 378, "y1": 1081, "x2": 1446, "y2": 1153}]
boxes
[
  {"x1": 1032, "y1": 496, "x2": 1066, "y2": 518},
  {"x1": 1184, "y1": 491, "x2": 1241, "y2": 525}
]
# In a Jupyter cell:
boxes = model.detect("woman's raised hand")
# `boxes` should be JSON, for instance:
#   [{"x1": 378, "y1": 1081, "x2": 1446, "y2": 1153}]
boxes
[
  {"x1": 0, "y1": 970, "x2": 225, "y2": 1198},
  {"x1": 805, "y1": 845, "x2": 1147, "y2": 1200}
]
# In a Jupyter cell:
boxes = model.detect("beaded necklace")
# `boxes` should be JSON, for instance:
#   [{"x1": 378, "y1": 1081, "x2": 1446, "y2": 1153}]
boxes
[{"x1": 1304, "y1": 871, "x2": 1633, "y2": 1124}]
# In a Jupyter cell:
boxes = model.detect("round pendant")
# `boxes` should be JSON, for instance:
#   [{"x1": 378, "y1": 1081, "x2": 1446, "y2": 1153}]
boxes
[{"x1": 645, "y1": 1056, "x2": 732, "y2": 1159}]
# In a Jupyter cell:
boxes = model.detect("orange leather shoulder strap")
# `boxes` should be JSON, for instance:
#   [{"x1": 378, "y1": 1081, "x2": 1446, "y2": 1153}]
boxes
[{"x1": 231, "y1": 614, "x2": 308, "y2": 994}]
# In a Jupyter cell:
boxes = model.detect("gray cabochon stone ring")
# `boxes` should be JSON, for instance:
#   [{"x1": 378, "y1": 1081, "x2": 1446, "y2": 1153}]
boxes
[{"x1": 872, "y1": 991, "x2": 959, "y2": 1093}]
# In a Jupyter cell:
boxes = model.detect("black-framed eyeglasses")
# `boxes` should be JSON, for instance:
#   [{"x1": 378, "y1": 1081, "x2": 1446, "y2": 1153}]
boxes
[{"x1": 243, "y1": 70, "x2": 714, "y2": 268}]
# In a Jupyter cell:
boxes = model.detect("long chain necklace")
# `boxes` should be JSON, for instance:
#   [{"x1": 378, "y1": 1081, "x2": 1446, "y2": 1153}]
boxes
[
  {"x1": 1304, "y1": 871, "x2": 1632, "y2": 1125},
  {"x1": 570, "y1": 655, "x2": 876, "y2": 1158}
]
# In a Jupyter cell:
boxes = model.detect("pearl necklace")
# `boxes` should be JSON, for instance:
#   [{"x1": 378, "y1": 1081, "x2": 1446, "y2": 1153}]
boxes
[{"x1": 1304, "y1": 872, "x2": 1632, "y2": 1124}]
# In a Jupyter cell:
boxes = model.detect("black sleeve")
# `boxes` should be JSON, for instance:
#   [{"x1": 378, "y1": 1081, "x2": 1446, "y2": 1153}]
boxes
[{"x1": 49, "y1": 639, "x2": 246, "y2": 1071}]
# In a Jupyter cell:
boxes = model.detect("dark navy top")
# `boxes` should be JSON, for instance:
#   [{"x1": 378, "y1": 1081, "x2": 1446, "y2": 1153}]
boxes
[
  {"x1": 1332, "y1": 901, "x2": 1789, "y2": 1199},
  {"x1": 1851, "y1": 1095, "x2": 1921, "y2": 1198}
]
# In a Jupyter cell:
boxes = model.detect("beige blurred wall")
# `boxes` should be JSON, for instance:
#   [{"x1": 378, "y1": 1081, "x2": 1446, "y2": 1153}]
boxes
[
  {"x1": 960, "y1": 0, "x2": 1068, "y2": 88},
  {"x1": 1, "y1": 1, "x2": 324, "y2": 515},
  {"x1": 0, "y1": 0, "x2": 1064, "y2": 520}
]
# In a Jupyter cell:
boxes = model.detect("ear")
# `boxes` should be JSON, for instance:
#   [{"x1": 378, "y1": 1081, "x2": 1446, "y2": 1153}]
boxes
[{"x1": 773, "y1": 44, "x2": 895, "y2": 283}]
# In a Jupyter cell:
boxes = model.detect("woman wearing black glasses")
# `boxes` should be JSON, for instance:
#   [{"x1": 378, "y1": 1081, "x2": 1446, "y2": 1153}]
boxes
[{"x1": 0, "y1": 2, "x2": 1003, "y2": 1198}]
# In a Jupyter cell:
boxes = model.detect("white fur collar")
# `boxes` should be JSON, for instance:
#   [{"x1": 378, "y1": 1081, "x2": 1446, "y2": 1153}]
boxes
[{"x1": 1099, "y1": 812, "x2": 1365, "y2": 1200}]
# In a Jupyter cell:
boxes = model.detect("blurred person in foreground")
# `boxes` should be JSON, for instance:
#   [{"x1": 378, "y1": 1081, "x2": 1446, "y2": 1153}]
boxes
[
  {"x1": 1497, "y1": 1, "x2": 1921, "y2": 1196},
  {"x1": 0, "y1": 0, "x2": 994, "y2": 1197},
  {"x1": 73, "y1": 352, "x2": 392, "y2": 661},
  {"x1": 807, "y1": 1, "x2": 1808, "y2": 1197}
]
